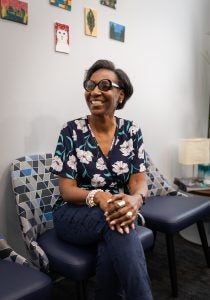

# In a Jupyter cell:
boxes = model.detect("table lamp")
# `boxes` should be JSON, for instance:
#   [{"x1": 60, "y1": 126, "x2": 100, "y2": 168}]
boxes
[{"x1": 178, "y1": 138, "x2": 210, "y2": 180}]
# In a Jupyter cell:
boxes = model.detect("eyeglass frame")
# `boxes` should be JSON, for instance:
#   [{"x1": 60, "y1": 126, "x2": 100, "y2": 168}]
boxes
[{"x1": 83, "y1": 79, "x2": 120, "y2": 92}]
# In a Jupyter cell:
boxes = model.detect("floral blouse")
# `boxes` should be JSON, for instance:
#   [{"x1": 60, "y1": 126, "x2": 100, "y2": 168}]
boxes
[{"x1": 51, "y1": 116, "x2": 146, "y2": 195}]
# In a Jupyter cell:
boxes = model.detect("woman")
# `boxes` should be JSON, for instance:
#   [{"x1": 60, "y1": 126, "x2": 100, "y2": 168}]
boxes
[{"x1": 51, "y1": 59, "x2": 153, "y2": 300}]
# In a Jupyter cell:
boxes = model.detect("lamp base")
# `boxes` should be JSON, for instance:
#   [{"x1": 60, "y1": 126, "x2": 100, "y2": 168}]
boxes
[{"x1": 198, "y1": 164, "x2": 210, "y2": 185}]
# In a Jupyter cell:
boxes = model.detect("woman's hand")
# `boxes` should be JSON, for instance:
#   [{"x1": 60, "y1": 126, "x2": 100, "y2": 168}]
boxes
[
  {"x1": 105, "y1": 193, "x2": 142, "y2": 234},
  {"x1": 93, "y1": 190, "x2": 113, "y2": 212}
]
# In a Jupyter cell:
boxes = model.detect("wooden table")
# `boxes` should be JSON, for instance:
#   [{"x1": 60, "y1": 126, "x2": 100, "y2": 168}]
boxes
[{"x1": 190, "y1": 189, "x2": 210, "y2": 197}]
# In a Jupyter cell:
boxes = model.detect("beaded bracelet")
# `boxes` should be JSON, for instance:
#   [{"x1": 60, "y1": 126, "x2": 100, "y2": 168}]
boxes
[{"x1": 86, "y1": 189, "x2": 103, "y2": 207}]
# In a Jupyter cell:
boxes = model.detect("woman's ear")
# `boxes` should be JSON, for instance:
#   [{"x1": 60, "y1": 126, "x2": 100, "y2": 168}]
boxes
[{"x1": 119, "y1": 89, "x2": 125, "y2": 103}]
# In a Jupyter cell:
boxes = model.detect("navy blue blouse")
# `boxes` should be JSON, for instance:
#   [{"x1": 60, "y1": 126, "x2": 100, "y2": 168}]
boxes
[{"x1": 51, "y1": 116, "x2": 146, "y2": 195}]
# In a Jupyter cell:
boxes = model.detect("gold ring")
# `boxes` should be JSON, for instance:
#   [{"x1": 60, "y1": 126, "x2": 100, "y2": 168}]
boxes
[
  {"x1": 126, "y1": 211, "x2": 133, "y2": 218},
  {"x1": 117, "y1": 200, "x2": 126, "y2": 208}
]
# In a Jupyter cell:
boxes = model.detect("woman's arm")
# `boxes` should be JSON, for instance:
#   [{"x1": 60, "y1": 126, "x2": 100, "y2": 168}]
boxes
[
  {"x1": 58, "y1": 176, "x2": 88, "y2": 205},
  {"x1": 105, "y1": 172, "x2": 148, "y2": 232},
  {"x1": 59, "y1": 176, "x2": 112, "y2": 208},
  {"x1": 128, "y1": 172, "x2": 148, "y2": 208}
]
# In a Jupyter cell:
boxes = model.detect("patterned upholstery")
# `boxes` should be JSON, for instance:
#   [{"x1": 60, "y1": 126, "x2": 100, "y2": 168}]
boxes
[
  {"x1": 0, "y1": 233, "x2": 28, "y2": 265},
  {"x1": 145, "y1": 153, "x2": 178, "y2": 197},
  {"x1": 11, "y1": 154, "x2": 60, "y2": 271},
  {"x1": 10, "y1": 152, "x2": 177, "y2": 271}
]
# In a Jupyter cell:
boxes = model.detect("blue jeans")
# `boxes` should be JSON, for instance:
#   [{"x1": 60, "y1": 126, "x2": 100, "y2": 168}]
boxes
[{"x1": 53, "y1": 203, "x2": 153, "y2": 300}]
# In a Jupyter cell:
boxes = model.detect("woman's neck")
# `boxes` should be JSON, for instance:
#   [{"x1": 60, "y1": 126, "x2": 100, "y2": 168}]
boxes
[
  {"x1": 88, "y1": 115, "x2": 117, "y2": 157},
  {"x1": 88, "y1": 115, "x2": 116, "y2": 133}
]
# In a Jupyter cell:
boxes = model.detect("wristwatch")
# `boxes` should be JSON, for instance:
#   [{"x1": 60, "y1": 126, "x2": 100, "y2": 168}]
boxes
[{"x1": 139, "y1": 193, "x2": 146, "y2": 205}]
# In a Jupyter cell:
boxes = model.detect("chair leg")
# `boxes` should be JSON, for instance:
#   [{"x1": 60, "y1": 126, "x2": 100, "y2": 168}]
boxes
[
  {"x1": 196, "y1": 221, "x2": 210, "y2": 267},
  {"x1": 165, "y1": 234, "x2": 178, "y2": 298},
  {"x1": 149, "y1": 230, "x2": 157, "y2": 251},
  {"x1": 75, "y1": 281, "x2": 87, "y2": 300}
]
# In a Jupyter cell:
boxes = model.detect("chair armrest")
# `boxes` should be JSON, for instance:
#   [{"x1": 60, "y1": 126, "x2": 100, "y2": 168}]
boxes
[{"x1": 0, "y1": 233, "x2": 29, "y2": 266}]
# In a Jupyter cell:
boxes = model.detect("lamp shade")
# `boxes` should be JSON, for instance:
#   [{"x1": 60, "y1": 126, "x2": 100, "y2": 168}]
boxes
[{"x1": 178, "y1": 138, "x2": 210, "y2": 165}]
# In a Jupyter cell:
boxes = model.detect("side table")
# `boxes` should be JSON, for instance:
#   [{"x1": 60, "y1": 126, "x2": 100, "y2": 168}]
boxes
[
  {"x1": 190, "y1": 189, "x2": 210, "y2": 197},
  {"x1": 174, "y1": 179, "x2": 210, "y2": 246}
]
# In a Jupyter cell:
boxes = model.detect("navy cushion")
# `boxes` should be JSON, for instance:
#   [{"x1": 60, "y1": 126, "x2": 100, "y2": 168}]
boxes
[
  {"x1": 142, "y1": 195, "x2": 210, "y2": 234},
  {"x1": 0, "y1": 260, "x2": 52, "y2": 300},
  {"x1": 136, "y1": 226, "x2": 154, "y2": 250},
  {"x1": 38, "y1": 229, "x2": 96, "y2": 281},
  {"x1": 38, "y1": 226, "x2": 154, "y2": 281}
]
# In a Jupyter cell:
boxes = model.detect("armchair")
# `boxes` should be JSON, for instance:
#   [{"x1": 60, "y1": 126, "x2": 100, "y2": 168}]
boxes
[{"x1": 11, "y1": 153, "x2": 154, "y2": 300}]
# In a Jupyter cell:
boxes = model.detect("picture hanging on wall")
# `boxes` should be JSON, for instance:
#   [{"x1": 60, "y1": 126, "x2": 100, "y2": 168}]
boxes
[
  {"x1": 100, "y1": 0, "x2": 117, "y2": 9},
  {"x1": 0, "y1": 0, "x2": 28, "y2": 25},
  {"x1": 109, "y1": 21, "x2": 125, "y2": 42},
  {"x1": 55, "y1": 22, "x2": 70, "y2": 54},
  {"x1": 50, "y1": 0, "x2": 72, "y2": 11},
  {"x1": 84, "y1": 7, "x2": 97, "y2": 37}
]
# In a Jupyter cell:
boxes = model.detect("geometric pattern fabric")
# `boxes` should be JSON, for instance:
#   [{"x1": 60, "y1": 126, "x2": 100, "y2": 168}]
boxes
[
  {"x1": 11, "y1": 153, "x2": 60, "y2": 271},
  {"x1": 0, "y1": 233, "x2": 29, "y2": 265},
  {"x1": 145, "y1": 152, "x2": 178, "y2": 197}
]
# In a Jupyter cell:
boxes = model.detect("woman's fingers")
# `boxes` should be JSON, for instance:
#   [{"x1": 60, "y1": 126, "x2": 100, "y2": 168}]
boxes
[
  {"x1": 108, "y1": 222, "x2": 135, "y2": 234},
  {"x1": 104, "y1": 194, "x2": 138, "y2": 229},
  {"x1": 107, "y1": 209, "x2": 136, "y2": 227},
  {"x1": 106, "y1": 204, "x2": 134, "y2": 220},
  {"x1": 116, "y1": 223, "x2": 135, "y2": 234},
  {"x1": 105, "y1": 196, "x2": 126, "y2": 215}
]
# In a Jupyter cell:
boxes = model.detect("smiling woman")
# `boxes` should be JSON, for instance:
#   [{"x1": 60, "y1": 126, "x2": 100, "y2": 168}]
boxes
[{"x1": 50, "y1": 59, "x2": 153, "y2": 300}]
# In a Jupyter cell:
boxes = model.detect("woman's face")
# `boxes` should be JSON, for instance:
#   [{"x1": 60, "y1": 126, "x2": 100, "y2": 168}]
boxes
[{"x1": 84, "y1": 69, "x2": 124, "y2": 117}]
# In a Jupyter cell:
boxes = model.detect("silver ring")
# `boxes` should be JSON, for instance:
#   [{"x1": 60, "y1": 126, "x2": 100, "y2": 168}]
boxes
[
  {"x1": 117, "y1": 200, "x2": 126, "y2": 208},
  {"x1": 126, "y1": 211, "x2": 133, "y2": 218}
]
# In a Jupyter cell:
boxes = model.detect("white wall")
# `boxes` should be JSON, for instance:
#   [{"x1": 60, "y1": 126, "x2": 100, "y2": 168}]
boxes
[{"x1": 0, "y1": 0, "x2": 209, "y2": 253}]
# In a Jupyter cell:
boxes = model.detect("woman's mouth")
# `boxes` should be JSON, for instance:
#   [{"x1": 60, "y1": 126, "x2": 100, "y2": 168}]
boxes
[{"x1": 90, "y1": 100, "x2": 103, "y2": 106}]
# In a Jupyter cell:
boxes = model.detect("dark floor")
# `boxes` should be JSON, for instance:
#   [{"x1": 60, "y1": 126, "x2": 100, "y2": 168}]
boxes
[{"x1": 53, "y1": 233, "x2": 210, "y2": 300}]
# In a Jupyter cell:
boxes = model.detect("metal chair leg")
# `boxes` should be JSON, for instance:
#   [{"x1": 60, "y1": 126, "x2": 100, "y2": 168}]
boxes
[
  {"x1": 165, "y1": 234, "x2": 178, "y2": 297},
  {"x1": 197, "y1": 221, "x2": 210, "y2": 267}
]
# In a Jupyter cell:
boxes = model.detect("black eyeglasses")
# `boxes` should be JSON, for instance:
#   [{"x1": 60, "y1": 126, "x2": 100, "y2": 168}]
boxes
[{"x1": 83, "y1": 79, "x2": 120, "y2": 92}]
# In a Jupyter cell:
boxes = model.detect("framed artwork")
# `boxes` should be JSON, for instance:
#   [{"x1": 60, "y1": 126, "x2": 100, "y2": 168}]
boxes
[
  {"x1": 55, "y1": 22, "x2": 70, "y2": 54},
  {"x1": 100, "y1": 0, "x2": 117, "y2": 9},
  {"x1": 109, "y1": 21, "x2": 125, "y2": 42},
  {"x1": 50, "y1": 0, "x2": 71, "y2": 11},
  {"x1": 0, "y1": 0, "x2": 28, "y2": 25},
  {"x1": 84, "y1": 8, "x2": 97, "y2": 37}
]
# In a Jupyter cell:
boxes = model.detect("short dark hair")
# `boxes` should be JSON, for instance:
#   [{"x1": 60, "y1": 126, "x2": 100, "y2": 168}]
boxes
[{"x1": 84, "y1": 59, "x2": 133, "y2": 110}]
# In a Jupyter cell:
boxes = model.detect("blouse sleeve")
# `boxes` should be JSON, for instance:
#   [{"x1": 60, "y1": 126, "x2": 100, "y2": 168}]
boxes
[
  {"x1": 130, "y1": 123, "x2": 146, "y2": 174},
  {"x1": 50, "y1": 124, "x2": 77, "y2": 179}
]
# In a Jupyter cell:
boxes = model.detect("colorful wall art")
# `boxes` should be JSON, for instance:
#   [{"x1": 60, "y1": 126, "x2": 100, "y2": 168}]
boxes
[
  {"x1": 109, "y1": 21, "x2": 125, "y2": 42},
  {"x1": 55, "y1": 22, "x2": 70, "y2": 54},
  {"x1": 100, "y1": 0, "x2": 117, "y2": 9},
  {"x1": 50, "y1": 0, "x2": 71, "y2": 11},
  {"x1": 0, "y1": 0, "x2": 28, "y2": 24},
  {"x1": 84, "y1": 7, "x2": 97, "y2": 37}
]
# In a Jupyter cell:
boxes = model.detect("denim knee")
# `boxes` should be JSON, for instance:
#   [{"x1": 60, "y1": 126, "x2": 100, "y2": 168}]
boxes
[{"x1": 53, "y1": 204, "x2": 107, "y2": 245}]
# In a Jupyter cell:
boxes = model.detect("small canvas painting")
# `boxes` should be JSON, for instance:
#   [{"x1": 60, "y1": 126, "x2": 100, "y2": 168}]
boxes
[
  {"x1": 50, "y1": 0, "x2": 71, "y2": 11},
  {"x1": 100, "y1": 0, "x2": 117, "y2": 9},
  {"x1": 55, "y1": 22, "x2": 70, "y2": 54},
  {"x1": 109, "y1": 21, "x2": 125, "y2": 42},
  {"x1": 0, "y1": 0, "x2": 28, "y2": 25},
  {"x1": 84, "y1": 7, "x2": 97, "y2": 37}
]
